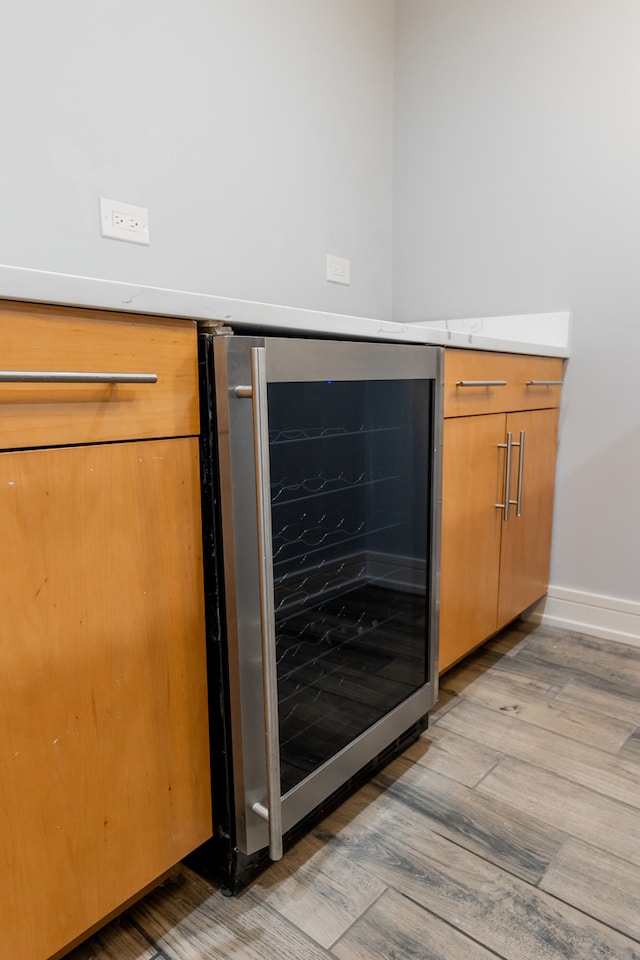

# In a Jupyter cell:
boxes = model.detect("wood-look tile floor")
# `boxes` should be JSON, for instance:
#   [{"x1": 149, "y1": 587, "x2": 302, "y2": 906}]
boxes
[{"x1": 68, "y1": 623, "x2": 640, "y2": 960}]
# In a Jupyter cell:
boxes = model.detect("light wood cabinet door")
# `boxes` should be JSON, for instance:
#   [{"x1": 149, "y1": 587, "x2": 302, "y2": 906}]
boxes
[
  {"x1": 439, "y1": 407, "x2": 560, "y2": 674},
  {"x1": 439, "y1": 414, "x2": 505, "y2": 673},
  {"x1": 0, "y1": 437, "x2": 211, "y2": 960},
  {"x1": 497, "y1": 407, "x2": 560, "y2": 628}
]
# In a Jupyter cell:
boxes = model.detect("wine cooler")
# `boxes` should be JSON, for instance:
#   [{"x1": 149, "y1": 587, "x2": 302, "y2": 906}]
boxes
[{"x1": 194, "y1": 332, "x2": 442, "y2": 892}]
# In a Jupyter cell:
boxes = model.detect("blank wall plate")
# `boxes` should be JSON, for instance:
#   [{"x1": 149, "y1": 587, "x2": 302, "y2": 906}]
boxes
[
  {"x1": 326, "y1": 254, "x2": 351, "y2": 285},
  {"x1": 100, "y1": 198, "x2": 150, "y2": 245}
]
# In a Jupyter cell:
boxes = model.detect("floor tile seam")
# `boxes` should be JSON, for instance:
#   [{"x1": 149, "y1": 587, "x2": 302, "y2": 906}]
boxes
[
  {"x1": 536, "y1": 665, "x2": 640, "y2": 697},
  {"x1": 393, "y1": 887, "x2": 510, "y2": 960},
  {"x1": 375, "y1": 756, "x2": 539, "y2": 831},
  {"x1": 534, "y1": 864, "x2": 640, "y2": 946},
  {"x1": 491, "y1": 659, "x2": 640, "y2": 725},
  {"x1": 558, "y1": 701, "x2": 640, "y2": 734},
  {"x1": 619, "y1": 727, "x2": 640, "y2": 755},
  {"x1": 388, "y1": 729, "x2": 613, "y2": 866},
  {"x1": 401, "y1": 749, "x2": 503, "y2": 790},
  {"x1": 325, "y1": 884, "x2": 390, "y2": 955},
  {"x1": 413, "y1": 808, "x2": 566, "y2": 888},
  {"x1": 313, "y1": 819, "x2": 556, "y2": 917},
  {"x1": 471, "y1": 749, "x2": 640, "y2": 822},
  {"x1": 408, "y1": 719, "x2": 506, "y2": 773},
  {"x1": 137, "y1": 888, "x2": 339, "y2": 960},
  {"x1": 433, "y1": 700, "x2": 640, "y2": 800},
  {"x1": 322, "y1": 820, "x2": 640, "y2": 960},
  {"x1": 397, "y1": 830, "x2": 640, "y2": 955},
  {"x1": 375, "y1": 756, "x2": 639, "y2": 883},
  {"x1": 243, "y1": 883, "x2": 347, "y2": 955},
  {"x1": 429, "y1": 688, "x2": 465, "y2": 727},
  {"x1": 438, "y1": 685, "x2": 635, "y2": 758},
  {"x1": 450, "y1": 659, "x2": 636, "y2": 723},
  {"x1": 539, "y1": 830, "x2": 640, "y2": 887},
  {"x1": 493, "y1": 650, "x2": 640, "y2": 695},
  {"x1": 124, "y1": 909, "x2": 172, "y2": 960}
]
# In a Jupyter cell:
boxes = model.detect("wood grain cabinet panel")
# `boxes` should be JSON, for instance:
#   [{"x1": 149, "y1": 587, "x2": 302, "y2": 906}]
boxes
[
  {"x1": 497, "y1": 407, "x2": 560, "y2": 628},
  {"x1": 0, "y1": 300, "x2": 199, "y2": 448},
  {"x1": 439, "y1": 350, "x2": 563, "y2": 674},
  {"x1": 0, "y1": 306, "x2": 211, "y2": 960},
  {"x1": 439, "y1": 415, "x2": 505, "y2": 670}
]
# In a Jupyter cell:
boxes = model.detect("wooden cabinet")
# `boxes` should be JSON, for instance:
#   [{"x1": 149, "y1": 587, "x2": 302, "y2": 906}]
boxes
[
  {"x1": 0, "y1": 301, "x2": 212, "y2": 960},
  {"x1": 439, "y1": 349, "x2": 563, "y2": 674}
]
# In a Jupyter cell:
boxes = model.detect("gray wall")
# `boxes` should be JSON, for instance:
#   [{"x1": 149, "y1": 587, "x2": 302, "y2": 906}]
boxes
[
  {"x1": 3, "y1": 0, "x2": 637, "y2": 610},
  {"x1": 393, "y1": 0, "x2": 640, "y2": 604},
  {"x1": 1, "y1": 0, "x2": 394, "y2": 319}
]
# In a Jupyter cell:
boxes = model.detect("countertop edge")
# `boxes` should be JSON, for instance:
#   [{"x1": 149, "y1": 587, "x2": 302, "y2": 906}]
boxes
[{"x1": 0, "y1": 264, "x2": 571, "y2": 357}]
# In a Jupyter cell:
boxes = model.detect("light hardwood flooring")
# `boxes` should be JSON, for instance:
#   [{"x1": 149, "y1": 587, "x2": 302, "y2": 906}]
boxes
[{"x1": 68, "y1": 623, "x2": 640, "y2": 960}]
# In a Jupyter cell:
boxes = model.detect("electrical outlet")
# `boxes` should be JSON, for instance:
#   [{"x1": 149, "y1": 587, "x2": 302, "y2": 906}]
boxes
[
  {"x1": 100, "y1": 198, "x2": 150, "y2": 245},
  {"x1": 326, "y1": 254, "x2": 351, "y2": 285}
]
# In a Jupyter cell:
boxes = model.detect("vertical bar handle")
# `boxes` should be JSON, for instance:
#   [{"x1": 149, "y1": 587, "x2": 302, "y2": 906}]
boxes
[
  {"x1": 515, "y1": 430, "x2": 525, "y2": 517},
  {"x1": 496, "y1": 432, "x2": 513, "y2": 520},
  {"x1": 245, "y1": 348, "x2": 283, "y2": 862}
]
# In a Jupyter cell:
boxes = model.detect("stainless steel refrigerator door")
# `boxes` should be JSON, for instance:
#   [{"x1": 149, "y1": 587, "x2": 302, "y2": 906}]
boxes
[{"x1": 212, "y1": 336, "x2": 442, "y2": 858}]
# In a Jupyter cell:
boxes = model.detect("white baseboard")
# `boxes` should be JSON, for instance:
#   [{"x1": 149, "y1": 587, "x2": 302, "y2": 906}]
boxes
[{"x1": 523, "y1": 585, "x2": 640, "y2": 649}]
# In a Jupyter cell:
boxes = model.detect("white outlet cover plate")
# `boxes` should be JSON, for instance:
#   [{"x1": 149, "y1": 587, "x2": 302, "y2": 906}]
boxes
[
  {"x1": 100, "y1": 197, "x2": 150, "y2": 245},
  {"x1": 326, "y1": 254, "x2": 351, "y2": 285}
]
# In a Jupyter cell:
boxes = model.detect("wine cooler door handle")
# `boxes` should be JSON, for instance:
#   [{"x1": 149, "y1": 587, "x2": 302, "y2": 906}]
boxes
[{"x1": 248, "y1": 346, "x2": 284, "y2": 862}]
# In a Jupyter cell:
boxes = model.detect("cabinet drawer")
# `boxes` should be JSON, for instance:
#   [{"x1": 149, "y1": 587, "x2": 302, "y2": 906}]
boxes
[
  {"x1": 444, "y1": 349, "x2": 563, "y2": 418},
  {"x1": 0, "y1": 301, "x2": 199, "y2": 449}
]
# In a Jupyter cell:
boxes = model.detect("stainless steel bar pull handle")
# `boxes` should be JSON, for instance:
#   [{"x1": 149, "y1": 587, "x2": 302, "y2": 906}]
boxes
[
  {"x1": 496, "y1": 432, "x2": 525, "y2": 520},
  {"x1": 515, "y1": 430, "x2": 525, "y2": 517},
  {"x1": 526, "y1": 380, "x2": 563, "y2": 386},
  {"x1": 0, "y1": 370, "x2": 157, "y2": 383},
  {"x1": 496, "y1": 432, "x2": 513, "y2": 521},
  {"x1": 456, "y1": 380, "x2": 507, "y2": 387},
  {"x1": 246, "y1": 348, "x2": 283, "y2": 862}
]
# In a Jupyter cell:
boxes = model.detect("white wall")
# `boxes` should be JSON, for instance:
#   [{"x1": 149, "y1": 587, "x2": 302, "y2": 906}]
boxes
[
  {"x1": 1, "y1": 0, "x2": 394, "y2": 319},
  {"x1": 393, "y1": 0, "x2": 640, "y2": 611}
]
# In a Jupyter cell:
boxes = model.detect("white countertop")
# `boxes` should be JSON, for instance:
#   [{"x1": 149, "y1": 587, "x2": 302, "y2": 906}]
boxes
[{"x1": 0, "y1": 264, "x2": 571, "y2": 357}]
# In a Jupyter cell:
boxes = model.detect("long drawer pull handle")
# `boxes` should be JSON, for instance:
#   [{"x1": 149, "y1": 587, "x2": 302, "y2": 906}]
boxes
[
  {"x1": 0, "y1": 370, "x2": 157, "y2": 384},
  {"x1": 526, "y1": 380, "x2": 563, "y2": 386},
  {"x1": 456, "y1": 380, "x2": 507, "y2": 387}
]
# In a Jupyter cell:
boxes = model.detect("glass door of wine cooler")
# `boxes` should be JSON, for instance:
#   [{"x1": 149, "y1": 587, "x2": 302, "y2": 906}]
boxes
[
  {"x1": 208, "y1": 335, "x2": 442, "y2": 862},
  {"x1": 268, "y1": 376, "x2": 431, "y2": 793}
]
